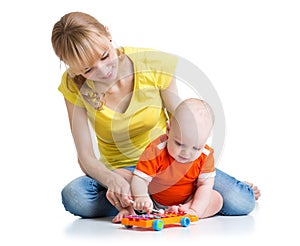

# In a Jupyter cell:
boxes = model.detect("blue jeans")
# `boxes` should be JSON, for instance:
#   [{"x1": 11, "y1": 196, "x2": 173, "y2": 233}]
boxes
[{"x1": 61, "y1": 168, "x2": 255, "y2": 218}]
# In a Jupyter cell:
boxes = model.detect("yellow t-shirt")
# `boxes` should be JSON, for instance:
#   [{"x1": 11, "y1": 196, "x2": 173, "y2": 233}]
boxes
[{"x1": 58, "y1": 47, "x2": 178, "y2": 169}]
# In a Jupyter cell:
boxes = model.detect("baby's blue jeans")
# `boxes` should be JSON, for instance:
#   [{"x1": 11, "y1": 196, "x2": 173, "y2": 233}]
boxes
[{"x1": 61, "y1": 168, "x2": 255, "y2": 218}]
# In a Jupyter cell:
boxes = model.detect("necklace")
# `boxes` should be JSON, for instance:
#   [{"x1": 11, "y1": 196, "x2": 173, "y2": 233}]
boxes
[
  {"x1": 95, "y1": 92, "x2": 106, "y2": 110},
  {"x1": 81, "y1": 83, "x2": 106, "y2": 110}
]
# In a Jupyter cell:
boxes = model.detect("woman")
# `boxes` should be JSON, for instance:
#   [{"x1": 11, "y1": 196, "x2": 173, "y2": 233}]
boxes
[{"x1": 51, "y1": 11, "x2": 260, "y2": 222}]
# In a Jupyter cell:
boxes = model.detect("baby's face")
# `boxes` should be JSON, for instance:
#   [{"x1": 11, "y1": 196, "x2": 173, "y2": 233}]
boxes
[{"x1": 167, "y1": 120, "x2": 205, "y2": 163}]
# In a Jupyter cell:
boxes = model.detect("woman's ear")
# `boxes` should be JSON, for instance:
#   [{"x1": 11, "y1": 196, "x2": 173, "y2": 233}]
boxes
[{"x1": 104, "y1": 26, "x2": 112, "y2": 41}]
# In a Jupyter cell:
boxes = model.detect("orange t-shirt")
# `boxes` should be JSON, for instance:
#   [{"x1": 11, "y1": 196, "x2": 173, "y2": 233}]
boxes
[{"x1": 134, "y1": 134, "x2": 215, "y2": 206}]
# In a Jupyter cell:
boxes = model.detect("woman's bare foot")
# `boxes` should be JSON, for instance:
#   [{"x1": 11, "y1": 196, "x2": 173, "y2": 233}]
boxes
[
  {"x1": 244, "y1": 181, "x2": 261, "y2": 200},
  {"x1": 112, "y1": 207, "x2": 136, "y2": 223}
]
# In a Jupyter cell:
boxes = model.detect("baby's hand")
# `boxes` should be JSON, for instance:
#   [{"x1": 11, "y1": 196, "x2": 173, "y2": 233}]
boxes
[{"x1": 133, "y1": 196, "x2": 153, "y2": 212}]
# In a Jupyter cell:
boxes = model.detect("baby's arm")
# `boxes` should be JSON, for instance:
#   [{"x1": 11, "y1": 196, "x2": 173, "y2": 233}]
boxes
[
  {"x1": 189, "y1": 177, "x2": 215, "y2": 217},
  {"x1": 178, "y1": 177, "x2": 223, "y2": 218},
  {"x1": 131, "y1": 174, "x2": 153, "y2": 212}
]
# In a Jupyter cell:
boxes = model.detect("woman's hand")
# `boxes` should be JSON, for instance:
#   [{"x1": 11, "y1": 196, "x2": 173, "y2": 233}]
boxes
[{"x1": 106, "y1": 172, "x2": 132, "y2": 208}]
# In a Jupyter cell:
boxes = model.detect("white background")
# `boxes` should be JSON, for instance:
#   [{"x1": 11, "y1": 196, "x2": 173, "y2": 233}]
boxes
[{"x1": 1, "y1": 0, "x2": 299, "y2": 245}]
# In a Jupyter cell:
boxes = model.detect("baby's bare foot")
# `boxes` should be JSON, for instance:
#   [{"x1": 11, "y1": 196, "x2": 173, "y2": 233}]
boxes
[
  {"x1": 184, "y1": 208, "x2": 198, "y2": 216},
  {"x1": 167, "y1": 204, "x2": 186, "y2": 213},
  {"x1": 167, "y1": 205, "x2": 180, "y2": 213}
]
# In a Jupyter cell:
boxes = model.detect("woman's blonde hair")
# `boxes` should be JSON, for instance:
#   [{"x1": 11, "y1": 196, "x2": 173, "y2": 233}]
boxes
[{"x1": 51, "y1": 12, "x2": 111, "y2": 88}]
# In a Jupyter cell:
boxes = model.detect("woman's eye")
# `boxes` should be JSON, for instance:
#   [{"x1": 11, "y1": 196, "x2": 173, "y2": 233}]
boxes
[
  {"x1": 84, "y1": 68, "x2": 93, "y2": 74},
  {"x1": 100, "y1": 53, "x2": 109, "y2": 61},
  {"x1": 101, "y1": 52, "x2": 109, "y2": 60}
]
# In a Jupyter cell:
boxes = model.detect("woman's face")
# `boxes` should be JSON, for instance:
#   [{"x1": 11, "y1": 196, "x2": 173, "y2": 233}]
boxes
[{"x1": 80, "y1": 44, "x2": 119, "y2": 84}]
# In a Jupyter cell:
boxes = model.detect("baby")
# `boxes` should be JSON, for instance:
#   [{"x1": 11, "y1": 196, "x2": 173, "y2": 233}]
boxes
[{"x1": 131, "y1": 98, "x2": 223, "y2": 218}]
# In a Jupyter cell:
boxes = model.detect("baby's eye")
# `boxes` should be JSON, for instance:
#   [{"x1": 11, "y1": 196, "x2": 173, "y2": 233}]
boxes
[
  {"x1": 175, "y1": 140, "x2": 183, "y2": 146},
  {"x1": 193, "y1": 147, "x2": 202, "y2": 151}
]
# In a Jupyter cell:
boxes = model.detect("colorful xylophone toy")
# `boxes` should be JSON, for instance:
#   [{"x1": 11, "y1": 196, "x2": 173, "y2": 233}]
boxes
[{"x1": 121, "y1": 211, "x2": 198, "y2": 231}]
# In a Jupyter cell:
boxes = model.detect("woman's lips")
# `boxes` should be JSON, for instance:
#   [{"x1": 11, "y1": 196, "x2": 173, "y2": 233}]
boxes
[{"x1": 102, "y1": 70, "x2": 112, "y2": 79}]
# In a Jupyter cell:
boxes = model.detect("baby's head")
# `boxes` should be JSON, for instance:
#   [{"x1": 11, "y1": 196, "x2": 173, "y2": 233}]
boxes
[{"x1": 167, "y1": 98, "x2": 214, "y2": 163}]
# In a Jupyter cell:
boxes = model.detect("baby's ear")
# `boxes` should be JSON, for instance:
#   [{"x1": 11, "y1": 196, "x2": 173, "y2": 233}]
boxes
[{"x1": 166, "y1": 120, "x2": 170, "y2": 135}]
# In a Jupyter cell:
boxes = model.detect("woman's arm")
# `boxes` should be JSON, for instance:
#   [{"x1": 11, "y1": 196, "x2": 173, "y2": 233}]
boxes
[
  {"x1": 160, "y1": 77, "x2": 181, "y2": 116},
  {"x1": 64, "y1": 99, "x2": 131, "y2": 206}
]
